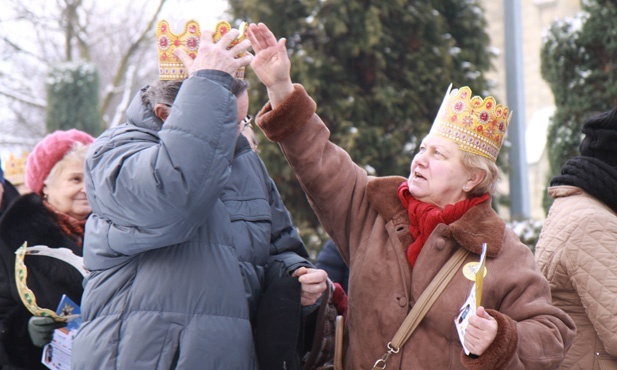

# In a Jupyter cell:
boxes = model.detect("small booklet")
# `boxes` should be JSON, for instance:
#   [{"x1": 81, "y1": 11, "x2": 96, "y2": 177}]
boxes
[
  {"x1": 41, "y1": 294, "x2": 82, "y2": 370},
  {"x1": 454, "y1": 243, "x2": 487, "y2": 355}
]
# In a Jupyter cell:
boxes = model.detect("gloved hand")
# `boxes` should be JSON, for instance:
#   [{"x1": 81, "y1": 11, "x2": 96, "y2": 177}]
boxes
[{"x1": 28, "y1": 316, "x2": 66, "y2": 347}]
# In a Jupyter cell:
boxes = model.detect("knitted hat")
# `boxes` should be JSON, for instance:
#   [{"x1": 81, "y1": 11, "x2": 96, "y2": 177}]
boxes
[
  {"x1": 25, "y1": 129, "x2": 95, "y2": 195},
  {"x1": 579, "y1": 107, "x2": 617, "y2": 166}
]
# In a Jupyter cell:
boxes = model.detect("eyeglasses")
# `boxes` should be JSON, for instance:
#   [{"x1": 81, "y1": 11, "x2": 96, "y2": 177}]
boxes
[{"x1": 242, "y1": 115, "x2": 253, "y2": 130}]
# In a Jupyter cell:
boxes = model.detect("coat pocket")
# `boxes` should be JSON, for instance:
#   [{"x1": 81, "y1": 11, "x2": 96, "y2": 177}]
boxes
[{"x1": 155, "y1": 322, "x2": 183, "y2": 370}]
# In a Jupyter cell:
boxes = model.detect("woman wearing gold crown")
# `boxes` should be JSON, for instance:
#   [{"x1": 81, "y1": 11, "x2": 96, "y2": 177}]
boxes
[{"x1": 247, "y1": 23, "x2": 575, "y2": 369}]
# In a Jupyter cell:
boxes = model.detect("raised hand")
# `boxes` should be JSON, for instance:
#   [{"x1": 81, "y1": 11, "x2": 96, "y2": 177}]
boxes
[
  {"x1": 248, "y1": 23, "x2": 294, "y2": 107},
  {"x1": 174, "y1": 28, "x2": 253, "y2": 77}
]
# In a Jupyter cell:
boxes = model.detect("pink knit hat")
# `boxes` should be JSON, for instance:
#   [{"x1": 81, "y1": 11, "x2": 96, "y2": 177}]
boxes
[{"x1": 25, "y1": 129, "x2": 95, "y2": 195}]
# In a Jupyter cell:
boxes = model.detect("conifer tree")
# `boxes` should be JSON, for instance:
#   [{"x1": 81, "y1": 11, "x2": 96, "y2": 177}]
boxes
[
  {"x1": 231, "y1": 0, "x2": 493, "y2": 251},
  {"x1": 46, "y1": 61, "x2": 102, "y2": 136},
  {"x1": 541, "y1": 0, "x2": 617, "y2": 211}
]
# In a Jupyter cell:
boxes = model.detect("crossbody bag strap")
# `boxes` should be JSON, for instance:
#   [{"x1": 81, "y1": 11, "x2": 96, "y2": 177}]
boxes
[{"x1": 372, "y1": 247, "x2": 470, "y2": 370}]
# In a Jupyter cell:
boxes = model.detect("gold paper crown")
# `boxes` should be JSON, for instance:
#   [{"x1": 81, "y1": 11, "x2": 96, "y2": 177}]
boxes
[
  {"x1": 156, "y1": 20, "x2": 248, "y2": 80},
  {"x1": 4, "y1": 152, "x2": 28, "y2": 185},
  {"x1": 157, "y1": 20, "x2": 201, "y2": 80},
  {"x1": 15, "y1": 243, "x2": 88, "y2": 321},
  {"x1": 430, "y1": 85, "x2": 512, "y2": 162}
]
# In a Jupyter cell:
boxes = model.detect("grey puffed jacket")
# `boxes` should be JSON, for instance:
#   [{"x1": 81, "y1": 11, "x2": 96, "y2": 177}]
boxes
[{"x1": 72, "y1": 71, "x2": 312, "y2": 370}]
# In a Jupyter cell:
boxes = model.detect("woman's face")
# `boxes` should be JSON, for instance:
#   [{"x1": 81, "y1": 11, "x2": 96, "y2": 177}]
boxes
[
  {"x1": 407, "y1": 134, "x2": 475, "y2": 208},
  {"x1": 43, "y1": 157, "x2": 91, "y2": 220}
]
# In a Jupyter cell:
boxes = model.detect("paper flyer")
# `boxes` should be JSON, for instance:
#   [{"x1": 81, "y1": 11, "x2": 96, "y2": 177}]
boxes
[
  {"x1": 41, "y1": 294, "x2": 82, "y2": 370},
  {"x1": 454, "y1": 243, "x2": 488, "y2": 355}
]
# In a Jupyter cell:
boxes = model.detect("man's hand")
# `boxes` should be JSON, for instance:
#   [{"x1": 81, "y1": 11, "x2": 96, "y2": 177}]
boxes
[
  {"x1": 463, "y1": 306, "x2": 498, "y2": 356},
  {"x1": 247, "y1": 23, "x2": 294, "y2": 108},
  {"x1": 292, "y1": 267, "x2": 328, "y2": 306},
  {"x1": 174, "y1": 28, "x2": 253, "y2": 77}
]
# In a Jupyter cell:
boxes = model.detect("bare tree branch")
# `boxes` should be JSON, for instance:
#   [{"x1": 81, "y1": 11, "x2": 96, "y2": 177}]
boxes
[
  {"x1": 0, "y1": 88, "x2": 46, "y2": 109},
  {"x1": 109, "y1": 65, "x2": 137, "y2": 128},
  {"x1": 99, "y1": 0, "x2": 167, "y2": 129}
]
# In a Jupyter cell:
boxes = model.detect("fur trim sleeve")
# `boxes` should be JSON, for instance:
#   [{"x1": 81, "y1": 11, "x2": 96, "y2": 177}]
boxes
[
  {"x1": 255, "y1": 84, "x2": 317, "y2": 142},
  {"x1": 460, "y1": 309, "x2": 518, "y2": 369}
]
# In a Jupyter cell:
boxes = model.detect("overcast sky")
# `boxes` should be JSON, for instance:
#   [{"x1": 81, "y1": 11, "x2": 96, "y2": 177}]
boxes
[{"x1": 162, "y1": 0, "x2": 230, "y2": 32}]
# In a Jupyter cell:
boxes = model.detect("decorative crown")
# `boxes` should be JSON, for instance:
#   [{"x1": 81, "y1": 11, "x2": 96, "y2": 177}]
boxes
[
  {"x1": 430, "y1": 85, "x2": 512, "y2": 162},
  {"x1": 156, "y1": 20, "x2": 249, "y2": 81},
  {"x1": 4, "y1": 151, "x2": 28, "y2": 185},
  {"x1": 15, "y1": 243, "x2": 88, "y2": 321},
  {"x1": 157, "y1": 19, "x2": 201, "y2": 80}
]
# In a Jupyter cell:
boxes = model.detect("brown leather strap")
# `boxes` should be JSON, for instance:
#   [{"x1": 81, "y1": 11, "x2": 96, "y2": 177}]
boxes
[
  {"x1": 372, "y1": 248, "x2": 470, "y2": 369},
  {"x1": 334, "y1": 315, "x2": 344, "y2": 370}
]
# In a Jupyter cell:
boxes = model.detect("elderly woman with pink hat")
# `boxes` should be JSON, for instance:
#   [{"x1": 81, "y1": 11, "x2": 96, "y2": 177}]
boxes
[
  {"x1": 0, "y1": 129, "x2": 94, "y2": 370},
  {"x1": 248, "y1": 23, "x2": 576, "y2": 369}
]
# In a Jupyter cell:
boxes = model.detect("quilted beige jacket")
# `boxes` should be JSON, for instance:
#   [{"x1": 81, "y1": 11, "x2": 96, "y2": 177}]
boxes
[{"x1": 536, "y1": 185, "x2": 617, "y2": 370}]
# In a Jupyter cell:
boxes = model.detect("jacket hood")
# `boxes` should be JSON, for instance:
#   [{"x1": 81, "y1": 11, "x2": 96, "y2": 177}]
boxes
[{"x1": 126, "y1": 86, "x2": 164, "y2": 132}]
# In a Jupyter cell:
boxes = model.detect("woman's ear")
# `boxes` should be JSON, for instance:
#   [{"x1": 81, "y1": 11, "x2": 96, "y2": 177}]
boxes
[
  {"x1": 464, "y1": 170, "x2": 485, "y2": 192},
  {"x1": 154, "y1": 104, "x2": 171, "y2": 122}
]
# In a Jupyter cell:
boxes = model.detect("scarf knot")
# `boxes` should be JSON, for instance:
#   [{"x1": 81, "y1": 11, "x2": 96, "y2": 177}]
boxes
[
  {"x1": 44, "y1": 200, "x2": 87, "y2": 248},
  {"x1": 397, "y1": 182, "x2": 490, "y2": 267}
]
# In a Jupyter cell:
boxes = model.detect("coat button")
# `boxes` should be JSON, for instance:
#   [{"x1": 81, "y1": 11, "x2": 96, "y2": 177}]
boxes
[
  {"x1": 435, "y1": 239, "x2": 446, "y2": 250},
  {"x1": 396, "y1": 295, "x2": 408, "y2": 307}
]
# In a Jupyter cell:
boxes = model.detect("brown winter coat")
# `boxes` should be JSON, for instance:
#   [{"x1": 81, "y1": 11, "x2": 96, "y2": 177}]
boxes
[
  {"x1": 257, "y1": 84, "x2": 575, "y2": 370},
  {"x1": 536, "y1": 185, "x2": 617, "y2": 370}
]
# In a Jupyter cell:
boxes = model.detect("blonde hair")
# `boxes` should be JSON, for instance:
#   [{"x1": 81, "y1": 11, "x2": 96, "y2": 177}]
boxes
[
  {"x1": 44, "y1": 143, "x2": 90, "y2": 186},
  {"x1": 460, "y1": 151, "x2": 499, "y2": 196}
]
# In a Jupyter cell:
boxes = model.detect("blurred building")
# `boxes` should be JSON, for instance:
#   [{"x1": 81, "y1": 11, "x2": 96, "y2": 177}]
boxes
[{"x1": 480, "y1": 0, "x2": 580, "y2": 220}]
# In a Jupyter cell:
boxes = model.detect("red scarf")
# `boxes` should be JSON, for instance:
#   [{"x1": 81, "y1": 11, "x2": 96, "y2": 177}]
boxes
[
  {"x1": 44, "y1": 200, "x2": 87, "y2": 248},
  {"x1": 397, "y1": 182, "x2": 490, "y2": 267}
]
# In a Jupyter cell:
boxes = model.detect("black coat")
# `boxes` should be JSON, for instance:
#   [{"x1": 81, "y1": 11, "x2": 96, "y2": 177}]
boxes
[
  {"x1": 0, "y1": 180, "x2": 20, "y2": 218},
  {"x1": 0, "y1": 193, "x2": 84, "y2": 370}
]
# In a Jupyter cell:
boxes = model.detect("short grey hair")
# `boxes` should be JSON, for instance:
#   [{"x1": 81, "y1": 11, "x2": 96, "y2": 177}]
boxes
[
  {"x1": 141, "y1": 78, "x2": 248, "y2": 111},
  {"x1": 141, "y1": 80, "x2": 183, "y2": 111},
  {"x1": 460, "y1": 151, "x2": 499, "y2": 196}
]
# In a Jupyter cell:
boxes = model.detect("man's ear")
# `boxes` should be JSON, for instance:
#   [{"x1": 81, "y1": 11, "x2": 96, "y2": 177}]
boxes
[{"x1": 154, "y1": 104, "x2": 171, "y2": 122}]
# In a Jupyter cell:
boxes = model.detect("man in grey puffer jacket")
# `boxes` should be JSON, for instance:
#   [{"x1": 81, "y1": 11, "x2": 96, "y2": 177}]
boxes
[{"x1": 72, "y1": 26, "x2": 328, "y2": 370}]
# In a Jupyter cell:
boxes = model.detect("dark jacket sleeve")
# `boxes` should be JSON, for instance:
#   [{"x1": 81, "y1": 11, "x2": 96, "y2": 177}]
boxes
[
  {"x1": 316, "y1": 240, "x2": 349, "y2": 292},
  {"x1": 265, "y1": 177, "x2": 311, "y2": 272}
]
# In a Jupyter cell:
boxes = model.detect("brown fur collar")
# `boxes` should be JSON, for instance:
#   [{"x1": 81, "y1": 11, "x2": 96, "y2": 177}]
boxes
[
  {"x1": 366, "y1": 176, "x2": 505, "y2": 257},
  {"x1": 256, "y1": 84, "x2": 317, "y2": 142}
]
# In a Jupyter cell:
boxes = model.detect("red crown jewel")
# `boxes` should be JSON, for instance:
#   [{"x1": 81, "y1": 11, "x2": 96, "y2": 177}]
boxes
[{"x1": 156, "y1": 20, "x2": 248, "y2": 81}]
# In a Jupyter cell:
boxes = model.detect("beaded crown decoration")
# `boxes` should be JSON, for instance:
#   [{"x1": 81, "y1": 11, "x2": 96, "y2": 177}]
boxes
[
  {"x1": 156, "y1": 20, "x2": 248, "y2": 80},
  {"x1": 4, "y1": 151, "x2": 28, "y2": 185},
  {"x1": 15, "y1": 243, "x2": 88, "y2": 321},
  {"x1": 157, "y1": 19, "x2": 201, "y2": 80},
  {"x1": 430, "y1": 85, "x2": 512, "y2": 162},
  {"x1": 15, "y1": 243, "x2": 65, "y2": 320}
]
